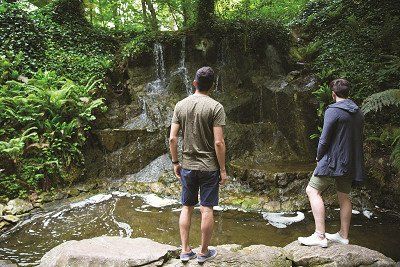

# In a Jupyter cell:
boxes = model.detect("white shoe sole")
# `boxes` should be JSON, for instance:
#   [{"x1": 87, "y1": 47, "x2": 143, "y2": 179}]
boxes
[
  {"x1": 298, "y1": 238, "x2": 328, "y2": 248},
  {"x1": 326, "y1": 234, "x2": 349, "y2": 245}
]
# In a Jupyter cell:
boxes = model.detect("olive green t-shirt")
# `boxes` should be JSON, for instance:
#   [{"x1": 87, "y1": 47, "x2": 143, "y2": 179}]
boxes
[{"x1": 172, "y1": 94, "x2": 226, "y2": 171}]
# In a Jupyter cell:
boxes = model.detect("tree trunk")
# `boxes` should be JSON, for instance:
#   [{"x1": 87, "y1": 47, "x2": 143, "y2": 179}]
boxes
[
  {"x1": 112, "y1": 1, "x2": 119, "y2": 30},
  {"x1": 141, "y1": 0, "x2": 148, "y2": 27},
  {"x1": 182, "y1": 0, "x2": 189, "y2": 27},
  {"x1": 145, "y1": 0, "x2": 159, "y2": 31},
  {"x1": 197, "y1": 0, "x2": 215, "y2": 26}
]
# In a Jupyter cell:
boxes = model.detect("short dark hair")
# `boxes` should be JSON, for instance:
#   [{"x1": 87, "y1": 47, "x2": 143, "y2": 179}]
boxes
[
  {"x1": 195, "y1": 66, "x2": 215, "y2": 91},
  {"x1": 330, "y1": 79, "x2": 350, "y2": 98}
]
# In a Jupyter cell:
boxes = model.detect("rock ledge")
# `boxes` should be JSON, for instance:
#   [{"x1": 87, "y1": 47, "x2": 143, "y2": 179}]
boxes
[{"x1": 39, "y1": 236, "x2": 397, "y2": 267}]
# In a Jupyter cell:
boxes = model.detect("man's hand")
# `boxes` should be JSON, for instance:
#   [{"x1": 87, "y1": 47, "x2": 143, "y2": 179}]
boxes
[
  {"x1": 173, "y1": 163, "x2": 181, "y2": 179},
  {"x1": 219, "y1": 170, "x2": 228, "y2": 185}
]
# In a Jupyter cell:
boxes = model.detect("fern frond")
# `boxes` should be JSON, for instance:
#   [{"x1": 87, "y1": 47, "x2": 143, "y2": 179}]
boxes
[
  {"x1": 361, "y1": 89, "x2": 400, "y2": 115},
  {"x1": 391, "y1": 141, "x2": 400, "y2": 169}
]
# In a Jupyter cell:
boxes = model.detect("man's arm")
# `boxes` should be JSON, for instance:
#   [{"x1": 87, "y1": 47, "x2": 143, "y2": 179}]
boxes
[
  {"x1": 213, "y1": 126, "x2": 227, "y2": 185},
  {"x1": 316, "y1": 108, "x2": 337, "y2": 161},
  {"x1": 169, "y1": 123, "x2": 181, "y2": 178}
]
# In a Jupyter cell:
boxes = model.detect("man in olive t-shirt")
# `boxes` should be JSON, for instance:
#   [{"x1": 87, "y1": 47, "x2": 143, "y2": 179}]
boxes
[{"x1": 169, "y1": 66, "x2": 227, "y2": 263}]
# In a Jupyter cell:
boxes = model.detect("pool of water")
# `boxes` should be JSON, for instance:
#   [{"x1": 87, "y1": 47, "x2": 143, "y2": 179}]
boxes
[{"x1": 1, "y1": 193, "x2": 399, "y2": 266}]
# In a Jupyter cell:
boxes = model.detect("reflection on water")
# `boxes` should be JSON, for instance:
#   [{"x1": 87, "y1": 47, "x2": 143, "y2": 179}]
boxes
[{"x1": 0, "y1": 194, "x2": 399, "y2": 266}]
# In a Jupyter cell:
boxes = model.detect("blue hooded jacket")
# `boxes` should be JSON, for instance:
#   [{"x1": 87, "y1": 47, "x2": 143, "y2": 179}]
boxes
[{"x1": 314, "y1": 99, "x2": 365, "y2": 182}]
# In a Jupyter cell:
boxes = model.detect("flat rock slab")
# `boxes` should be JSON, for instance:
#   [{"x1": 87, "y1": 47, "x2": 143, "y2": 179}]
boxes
[
  {"x1": 39, "y1": 236, "x2": 179, "y2": 267},
  {"x1": 6, "y1": 198, "x2": 33, "y2": 215},
  {"x1": 164, "y1": 244, "x2": 291, "y2": 267},
  {"x1": 284, "y1": 241, "x2": 396, "y2": 267}
]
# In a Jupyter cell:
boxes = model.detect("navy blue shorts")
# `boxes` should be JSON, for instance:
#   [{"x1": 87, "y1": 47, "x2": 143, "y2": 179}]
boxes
[{"x1": 180, "y1": 168, "x2": 220, "y2": 207}]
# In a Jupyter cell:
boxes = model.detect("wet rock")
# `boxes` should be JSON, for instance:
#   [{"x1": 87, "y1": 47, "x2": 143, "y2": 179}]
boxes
[
  {"x1": 2, "y1": 215, "x2": 19, "y2": 223},
  {"x1": 0, "y1": 220, "x2": 11, "y2": 230},
  {"x1": 53, "y1": 192, "x2": 66, "y2": 200},
  {"x1": 0, "y1": 203, "x2": 4, "y2": 216},
  {"x1": 6, "y1": 198, "x2": 33, "y2": 215},
  {"x1": 39, "y1": 192, "x2": 54, "y2": 203},
  {"x1": 263, "y1": 201, "x2": 281, "y2": 212},
  {"x1": 164, "y1": 244, "x2": 291, "y2": 267},
  {"x1": 85, "y1": 129, "x2": 167, "y2": 179},
  {"x1": 66, "y1": 188, "x2": 80, "y2": 197},
  {"x1": 0, "y1": 260, "x2": 17, "y2": 267},
  {"x1": 76, "y1": 183, "x2": 96, "y2": 193},
  {"x1": 284, "y1": 241, "x2": 396, "y2": 266},
  {"x1": 39, "y1": 236, "x2": 179, "y2": 267}
]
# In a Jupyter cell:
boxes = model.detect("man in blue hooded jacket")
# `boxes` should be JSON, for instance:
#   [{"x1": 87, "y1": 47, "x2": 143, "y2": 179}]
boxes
[{"x1": 298, "y1": 79, "x2": 365, "y2": 247}]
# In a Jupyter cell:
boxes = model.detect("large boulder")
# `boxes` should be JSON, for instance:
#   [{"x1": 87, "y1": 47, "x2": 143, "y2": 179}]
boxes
[
  {"x1": 39, "y1": 236, "x2": 179, "y2": 267},
  {"x1": 284, "y1": 241, "x2": 396, "y2": 267},
  {"x1": 164, "y1": 244, "x2": 291, "y2": 267},
  {"x1": 6, "y1": 198, "x2": 33, "y2": 215}
]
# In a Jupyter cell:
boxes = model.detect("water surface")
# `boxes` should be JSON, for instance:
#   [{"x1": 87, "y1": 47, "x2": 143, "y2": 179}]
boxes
[{"x1": 1, "y1": 194, "x2": 399, "y2": 266}]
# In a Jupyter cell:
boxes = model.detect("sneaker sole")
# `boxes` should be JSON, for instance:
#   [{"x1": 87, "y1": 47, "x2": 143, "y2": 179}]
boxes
[
  {"x1": 298, "y1": 240, "x2": 328, "y2": 248},
  {"x1": 197, "y1": 251, "x2": 217, "y2": 263}
]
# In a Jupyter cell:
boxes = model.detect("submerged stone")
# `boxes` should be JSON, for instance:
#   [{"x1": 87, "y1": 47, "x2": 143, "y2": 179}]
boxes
[{"x1": 0, "y1": 260, "x2": 17, "y2": 267}]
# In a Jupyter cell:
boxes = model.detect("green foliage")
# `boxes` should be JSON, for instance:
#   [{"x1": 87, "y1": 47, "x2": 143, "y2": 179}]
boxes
[
  {"x1": 362, "y1": 89, "x2": 400, "y2": 115},
  {"x1": 312, "y1": 83, "x2": 332, "y2": 117},
  {"x1": 297, "y1": 0, "x2": 400, "y2": 101},
  {"x1": 0, "y1": 52, "x2": 106, "y2": 198},
  {"x1": 0, "y1": 3, "x2": 46, "y2": 72},
  {"x1": 0, "y1": 0, "x2": 118, "y2": 85},
  {"x1": 309, "y1": 83, "x2": 331, "y2": 139},
  {"x1": 121, "y1": 18, "x2": 291, "y2": 63},
  {"x1": 216, "y1": 0, "x2": 310, "y2": 25},
  {"x1": 367, "y1": 127, "x2": 400, "y2": 170}
]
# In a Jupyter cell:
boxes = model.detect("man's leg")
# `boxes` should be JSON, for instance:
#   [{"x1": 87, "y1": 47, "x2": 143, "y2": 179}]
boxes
[
  {"x1": 337, "y1": 191, "x2": 352, "y2": 239},
  {"x1": 199, "y1": 205, "x2": 214, "y2": 255},
  {"x1": 179, "y1": 169, "x2": 199, "y2": 254},
  {"x1": 306, "y1": 185, "x2": 326, "y2": 236},
  {"x1": 198, "y1": 170, "x2": 219, "y2": 255},
  {"x1": 179, "y1": 205, "x2": 194, "y2": 253}
]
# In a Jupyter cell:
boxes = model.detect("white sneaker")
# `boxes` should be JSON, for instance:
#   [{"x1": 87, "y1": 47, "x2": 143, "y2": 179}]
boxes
[
  {"x1": 298, "y1": 233, "x2": 328, "y2": 248},
  {"x1": 326, "y1": 232, "x2": 349, "y2": 244}
]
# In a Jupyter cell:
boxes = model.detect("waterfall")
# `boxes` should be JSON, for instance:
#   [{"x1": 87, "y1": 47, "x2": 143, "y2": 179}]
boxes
[
  {"x1": 147, "y1": 43, "x2": 167, "y2": 94},
  {"x1": 154, "y1": 43, "x2": 166, "y2": 81},
  {"x1": 215, "y1": 38, "x2": 228, "y2": 93},
  {"x1": 170, "y1": 37, "x2": 192, "y2": 95}
]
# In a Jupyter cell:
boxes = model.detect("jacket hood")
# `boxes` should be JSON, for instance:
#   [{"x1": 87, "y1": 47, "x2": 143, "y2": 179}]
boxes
[{"x1": 328, "y1": 99, "x2": 359, "y2": 114}]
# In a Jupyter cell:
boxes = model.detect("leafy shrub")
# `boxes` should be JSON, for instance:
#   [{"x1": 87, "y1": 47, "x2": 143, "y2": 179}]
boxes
[
  {"x1": 0, "y1": 3, "x2": 46, "y2": 73},
  {"x1": 0, "y1": 53, "x2": 106, "y2": 198},
  {"x1": 296, "y1": 0, "x2": 400, "y2": 101},
  {"x1": 0, "y1": 0, "x2": 119, "y2": 85}
]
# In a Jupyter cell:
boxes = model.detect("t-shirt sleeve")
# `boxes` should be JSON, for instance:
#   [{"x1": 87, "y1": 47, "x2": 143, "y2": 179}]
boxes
[
  {"x1": 213, "y1": 104, "x2": 226, "y2": 126},
  {"x1": 171, "y1": 102, "x2": 181, "y2": 124}
]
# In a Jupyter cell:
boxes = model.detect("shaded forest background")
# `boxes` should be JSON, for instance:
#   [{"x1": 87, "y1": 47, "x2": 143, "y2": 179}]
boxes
[{"x1": 0, "y1": 0, "x2": 399, "y2": 208}]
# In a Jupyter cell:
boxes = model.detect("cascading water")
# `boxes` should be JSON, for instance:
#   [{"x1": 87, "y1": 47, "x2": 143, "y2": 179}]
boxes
[
  {"x1": 171, "y1": 37, "x2": 192, "y2": 95},
  {"x1": 215, "y1": 38, "x2": 228, "y2": 93},
  {"x1": 122, "y1": 98, "x2": 155, "y2": 131},
  {"x1": 147, "y1": 43, "x2": 167, "y2": 94}
]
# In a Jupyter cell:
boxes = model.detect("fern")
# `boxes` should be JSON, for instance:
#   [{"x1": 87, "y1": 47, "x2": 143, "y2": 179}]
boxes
[{"x1": 361, "y1": 89, "x2": 400, "y2": 115}]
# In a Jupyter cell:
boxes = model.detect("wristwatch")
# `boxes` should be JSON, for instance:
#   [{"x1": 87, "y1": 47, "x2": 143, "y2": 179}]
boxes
[{"x1": 172, "y1": 160, "x2": 179, "y2": 165}]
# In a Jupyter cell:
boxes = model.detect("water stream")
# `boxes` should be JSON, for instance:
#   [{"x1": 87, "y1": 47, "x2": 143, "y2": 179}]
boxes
[{"x1": 1, "y1": 193, "x2": 399, "y2": 266}]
